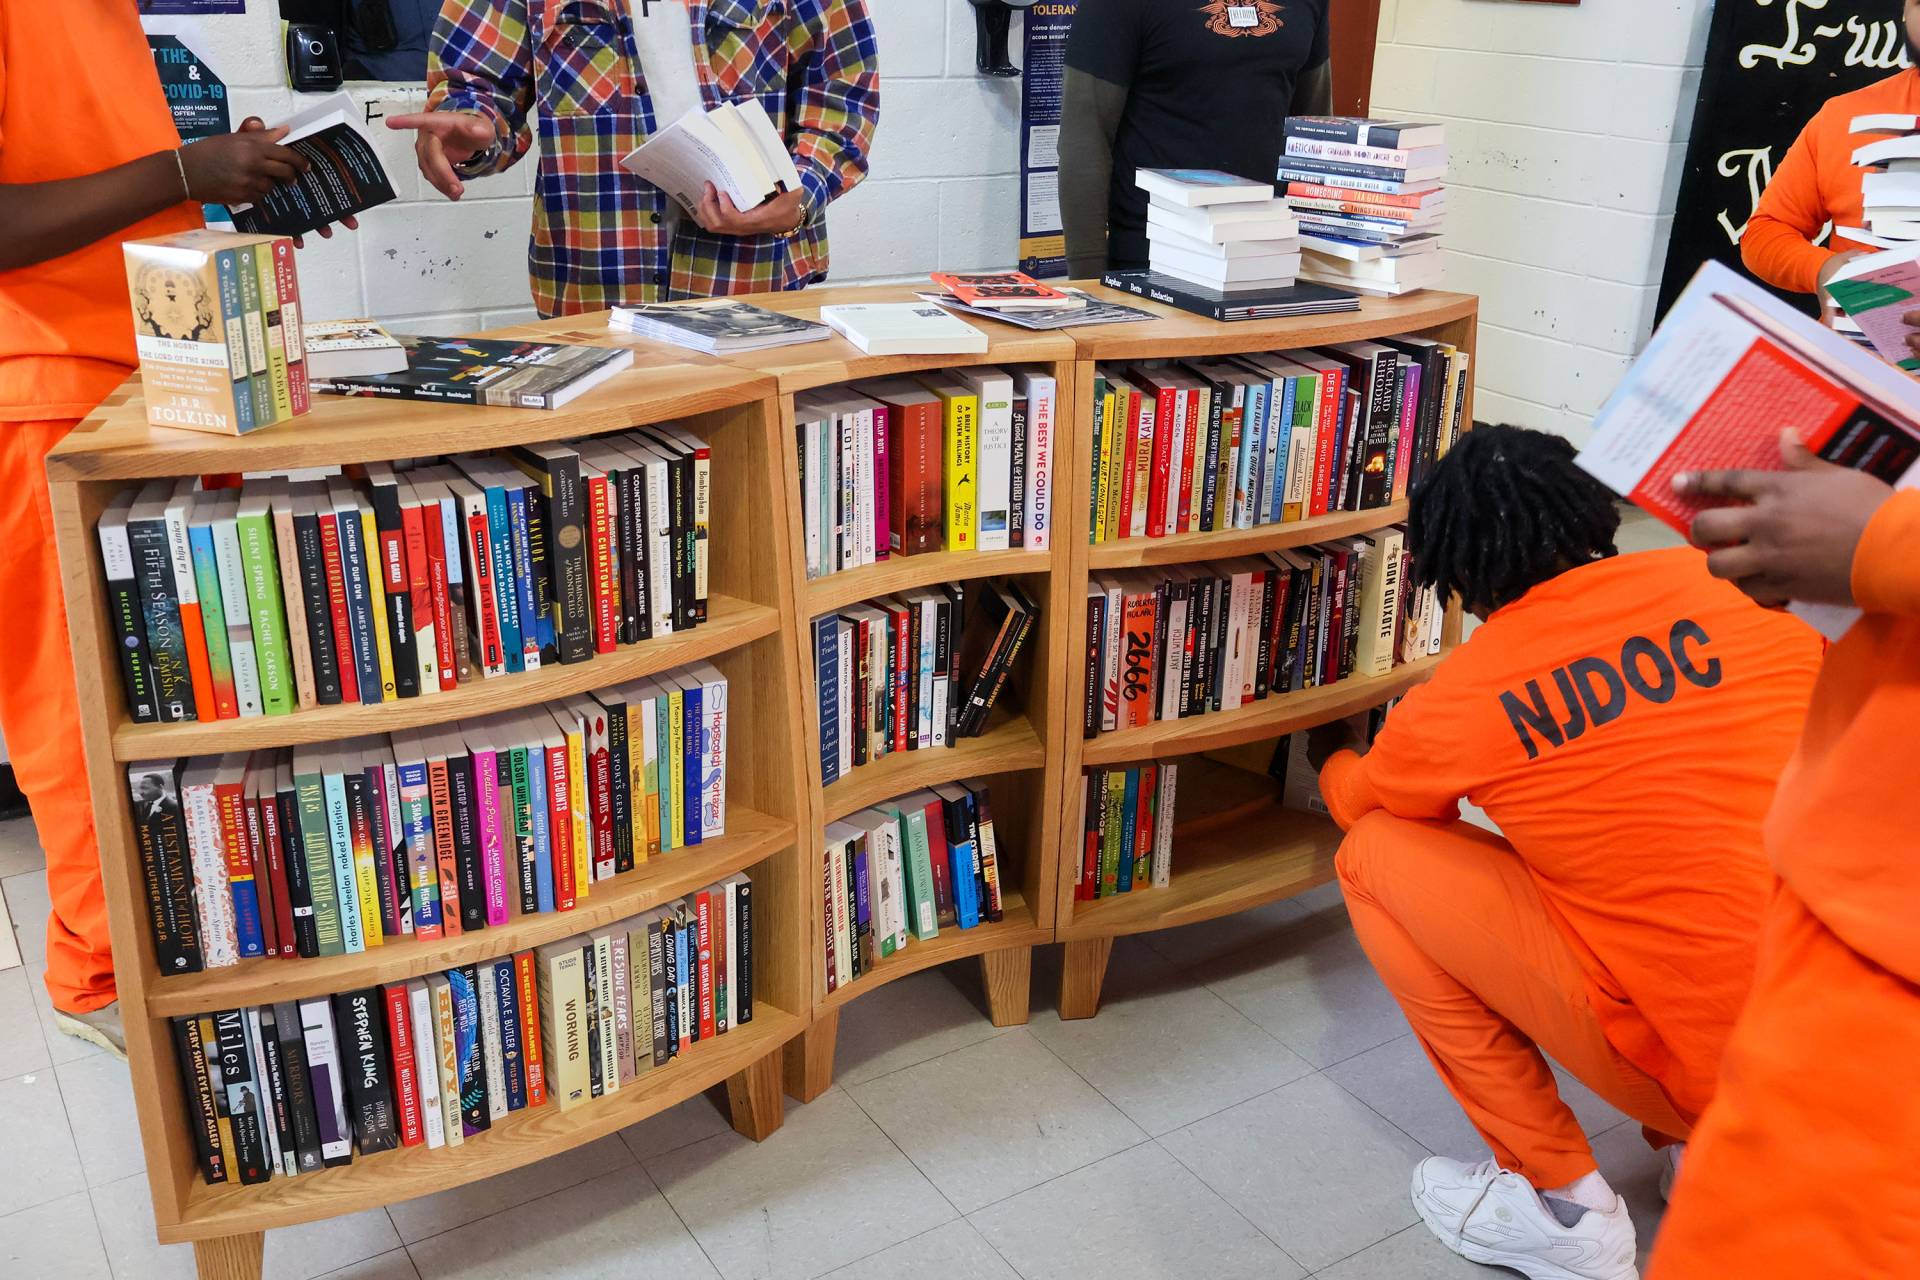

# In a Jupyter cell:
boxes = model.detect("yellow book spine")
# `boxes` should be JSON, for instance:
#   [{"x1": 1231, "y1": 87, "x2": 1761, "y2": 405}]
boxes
[
  {"x1": 668, "y1": 687, "x2": 686, "y2": 850},
  {"x1": 565, "y1": 721, "x2": 589, "y2": 895},
  {"x1": 943, "y1": 393, "x2": 978, "y2": 552},
  {"x1": 1098, "y1": 388, "x2": 1120, "y2": 542},
  {"x1": 353, "y1": 819, "x2": 382, "y2": 948},
  {"x1": 359, "y1": 507, "x2": 398, "y2": 700},
  {"x1": 256, "y1": 245, "x2": 292, "y2": 422}
]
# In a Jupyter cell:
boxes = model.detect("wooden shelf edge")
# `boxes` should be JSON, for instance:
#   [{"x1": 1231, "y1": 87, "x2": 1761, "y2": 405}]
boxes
[
  {"x1": 1080, "y1": 655, "x2": 1442, "y2": 766},
  {"x1": 1087, "y1": 503, "x2": 1409, "y2": 571},
  {"x1": 1057, "y1": 848, "x2": 1337, "y2": 942},
  {"x1": 146, "y1": 809, "x2": 795, "y2": 1017},
  {"x1": 158, "y1": 1005, "x2": 805, "y2": 1242},
  {"x1": 112, "y1": 596, "x2": 779, "y2": 762},
  {"x1": 804, "y1": 547, "x2": 1054, "y2": 619},
  {"x1": 816, "y1": 897, "x2": 1049, "y2": 1015},
  {"x1": 821, "y1": 717, "x2": 1045, "y2": 824}
]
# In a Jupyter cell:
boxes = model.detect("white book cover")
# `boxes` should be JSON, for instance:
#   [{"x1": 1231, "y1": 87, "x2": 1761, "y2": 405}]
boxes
[
  {"x1": 1101, "y1": 580, "x2": 1123, "y2": 732},
  {"x1": 824, "y1": 823, "x2": 857, "y2": 988},
  {"x1": 1135, "y1": 167, "x2": 1274, "y2": 207},
  {"x1": 179, "y1": 761, "x2": 238, "y2": 966},
  {"x1": 477, "y1": 962, "x2": 509, "y2": 1120},
  {"x1": 1147, "y1": 199, "x2": 1298, "y2": 243},
  {"x1": 406, "y1": 979, "x2": 446, "y2": 1149},
  {"x1": 854, "y1": 404, "x2": 878, "y2": 566},
  {"x1": 1129, "y1": 389, "x2": 1155, "y2": 538},
  {"x1": 1161, "y1": 581, "x2": 1189, "y2": 723},
  {"x1": 800, "y1": 412, "x2": 824, "y2": 578},
  {"x1": 819, "y1": 303, "x2": 988, "y2": 355},
  {"x1": 1151, "y1": 243, "x2": 1301, "y2": 285},
  {"x1": 299, "y1": 995, "x2": 355, "y2": 1163},
  {"x1": 1151, "y1": 763, "x2": 1178, "y2": 888},
  {"x1": 1224, "y1": 568, "x2": 1251, "y2": 711},
  {"x1": 209, "y1": 494, "x2": 264, "y2": 717},
  {"x1": 1148, "y1": 222, "x2": 1300, "y2": 260},
  {"x1": 245, "y1": 1009, "x2": 289, "y2": 1175},
  {"x1": 963, "y1": 367, "x2": 1016, "y2": 551},
  {"x1": 634, "y1": 444, "x2": 676, "y2": 636},
  {"x1": 1012, "y1": 368, "x2": 1055, "y2": 549},
  {"x1": 910, "y1": 592, "x2": 937, "y2": 748}
]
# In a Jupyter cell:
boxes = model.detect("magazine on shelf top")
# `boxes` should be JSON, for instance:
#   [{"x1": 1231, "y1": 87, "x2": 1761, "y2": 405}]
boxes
[
  {"x1": 915, "y1": 288, "x2": 1157, "y2": 330},
  {"x1": 309, "y1": 335, "x2": 636, "y2": 409},
  {"x1": 608, "y1": 298, "x2": 832, "y2": 353}
]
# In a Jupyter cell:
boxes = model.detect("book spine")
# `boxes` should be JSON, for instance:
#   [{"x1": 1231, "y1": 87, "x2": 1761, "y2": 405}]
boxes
[
  {"x1": 405, "y1": 983, "x2": 446, "y2": 1149},
  {"x1": 316, "y1": 508, "x2": 362, "y2": 702},
  {"x1": 1286, "y1": 135, "x2": 1432, "y2": 168},
  {"x1": 214, "y1": 250, "x2": 256, "y2": 433},
  {"x1": 271, "y1": 239, "x2": 309, "y2": 416},
  {"x1": 477, "y1": 956, "x2": 508, "y2": 1119},
  {"x1": 495, "y1": 957, "x2": 528, "y2": 1109},
  {"x1": 130, "y1": 765, "x2": 204, "y2": 974},
  {"x1": 943, "y1": 394, "x2": 977, "y2": 551},
  {"x1": 542, "y1": 453, "x2": 595, "y2": 663},
  {"x1": 586, "y1": 473, "x2": 616, "y2": 654},
  {"x1": 213, "y1": 1008, "x2": 270, "y2": 1182},
  {"x1": 129, "y1": 510, "x2": 197, "y2": 721},
  {"x1": 446, "y1": 751, "x2": 485, "y2": 932},
  {"x1": 447, "y1": 967, "x2": 490, "y2": 1135},
  {"x1": 515, "y1": 950, "x2": 548, "y2": 1106},
  {"x1": 381, "y1": 983, "x2": 424, "y2": 1146},
  {"x1": 459, "y1": 492, "x2": 506, "y2": 678}
]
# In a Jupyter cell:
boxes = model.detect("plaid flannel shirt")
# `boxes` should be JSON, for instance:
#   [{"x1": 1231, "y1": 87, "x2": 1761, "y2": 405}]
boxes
[{"x1": 429, "y1": 0, "x2": 879, "y2": 317}]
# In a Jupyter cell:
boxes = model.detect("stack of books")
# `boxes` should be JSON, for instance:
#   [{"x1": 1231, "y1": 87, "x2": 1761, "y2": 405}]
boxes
[
  {"x1": 822, "y1": 781, "x2": 1006, "y2": 991},
  {"x1": 1279, "y1": 117, "x2": 1447, "y2": 296},
  {"x1": 795, "y1": 367, "x2": 1056, "y2": 576},
  {"x1": 1083, "y1": 539, "x2": 1442, "y2": 739},
  {"x1": 171, "y1": 885, "x2": 752, "y2": 1183},
  {"x1": 1831, "y1": 114, "x2": 1920, "y2": 352},
  {"x1": 813, "y1": 580, "x2": 1037, "y2": 785},
  {"x1": 1074, "y1": 763, "x2": 1177, "y2": 899},
  {"x1": 1139, "y1": 168, "x2": 1302, "y2": 292},
  {"x1": 1087, "y1": 335, "x2": 1472, "y2": 544},
  {"x1": 95, "y1": 427, "x2": 712, "y2": 725},
  {"x1": 124, "y1": 230, "x2": 310, "y2": 436},
  {"x1": 127, "y1": 666, "x2": 728, "y2": 971}
]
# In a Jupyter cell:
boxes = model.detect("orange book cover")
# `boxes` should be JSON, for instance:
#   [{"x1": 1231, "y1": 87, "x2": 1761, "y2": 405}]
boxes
[
  {"x1": 514, "y1": 950, "x2": 548, "y2": 1106},
  {"x1": 1119, "y1": 587, "x2": 1159, "y2": 730},
  {"x1": 928, "y1": 271, "x2": 1073, "y2": 309}
]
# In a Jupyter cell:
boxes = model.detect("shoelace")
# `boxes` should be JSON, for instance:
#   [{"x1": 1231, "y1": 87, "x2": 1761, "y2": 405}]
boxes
[{"x1": 1450, "y1": 1160, "x2": 1505, "y2": 1251}]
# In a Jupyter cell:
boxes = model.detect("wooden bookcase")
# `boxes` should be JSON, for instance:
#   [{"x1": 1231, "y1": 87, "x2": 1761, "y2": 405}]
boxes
[
  {"x1": 45, "y1": 281, "x2": 1475, "y2": 1276},
  {"x1": 1046, "y1": 286, "x2": 1480, "y2": 1019},
  {"x1": 46, "y1": 350, "x2": 815, "y2": 1278}
]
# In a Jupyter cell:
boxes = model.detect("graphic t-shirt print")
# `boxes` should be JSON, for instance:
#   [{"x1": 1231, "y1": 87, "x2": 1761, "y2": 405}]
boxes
[{"x1": 1199, "y1": 0, "x2": 1284, "y2": 38}]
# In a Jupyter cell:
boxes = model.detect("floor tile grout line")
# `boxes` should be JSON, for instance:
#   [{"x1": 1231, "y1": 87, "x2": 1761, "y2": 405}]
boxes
[
  {"x1": 390, "y1": 1138, "x2": 647, "y2": 1252},
  {"x1": 1150, "y1": 1130, "x2": 1313, "y2": 1277},
  {"x1": 834, "y1": 1074, "x2": 972, "y2": 1224},
  {"x1": 832, "y1": 1020, "x2": 1019, "y2": 1094},
  {"x1": 958, "y1": 1133, "x2": 1156, "y2": 1219}
]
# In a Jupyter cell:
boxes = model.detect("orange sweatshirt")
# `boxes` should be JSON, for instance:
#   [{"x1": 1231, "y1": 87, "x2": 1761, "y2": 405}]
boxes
[
  {"x1": 1766, "y1": 489, "x2": 1920, "y2": 982},
  {"x1": 1741, "y1": 68, "x2": 1920, "y2": 297},
  {"x1": 1320, "y1": 549, "x2": 1822, "y2": 1122}
]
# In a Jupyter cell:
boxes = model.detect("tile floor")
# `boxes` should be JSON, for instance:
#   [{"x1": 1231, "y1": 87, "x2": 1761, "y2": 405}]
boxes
[{"x1": 0, "y1": 815, "x2": 1671, "y2": 1280}]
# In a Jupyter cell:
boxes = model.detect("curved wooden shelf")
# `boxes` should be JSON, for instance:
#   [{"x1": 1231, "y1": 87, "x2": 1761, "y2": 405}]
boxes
[
  {"x1": 1080, "y1": 655, "x2": 1441, "y2": 767},
  {"x1": 1059, "y1": 285, "x2": 1480, "y2": 362},
  {"x1": 111, "y1": 595, "x2": 778, "y2": 762},
  {"x1": 146, "y1": 807, "x2": 794, "y2": 1017},
  {"x1": 164, "y1": 1004, "x2": 802, "y2": 1243},
  {"x1": 816, "y1": 888, "x2": 1049, "y2": 1014},
  {"x1": 1087, "y1": 502, "x2": 1409, "y2": 571},
  {"x1": 821, "y1": 715, "x2": 1044, "y2": 824},
  {"x1": 804, "y1": 547, "x2": 1053, "y2": 619},
  {"x1": 47, "y1": 353, "x2": 776, "y2": 482}
]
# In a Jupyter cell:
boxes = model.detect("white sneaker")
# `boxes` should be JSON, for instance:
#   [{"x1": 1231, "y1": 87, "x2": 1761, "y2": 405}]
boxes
[
  {"x1": 1658, "y1": 1145, "x2": 1683, "y2": 1203},
  {"x1": 1410, "y1": 1156, "x2": 1639, "y2": 1280}
]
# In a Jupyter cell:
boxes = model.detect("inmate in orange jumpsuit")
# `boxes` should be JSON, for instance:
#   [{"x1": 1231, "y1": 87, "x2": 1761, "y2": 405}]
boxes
[
  {"x1": 1743, "y1": 66, "x2": 1920, "y2": 295},
  {"x1": 1320, "y1": 549, "x2": 1821, "y2": 1189},
  {"x1": 0, "y1": 3, "x2": 200, "y2": 1011},
  {"x1": 1651, "y1": 492, "x2": 1920, "y2": 1278}
]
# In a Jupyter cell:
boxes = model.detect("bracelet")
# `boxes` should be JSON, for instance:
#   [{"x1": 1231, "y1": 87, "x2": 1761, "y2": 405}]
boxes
[{"x1": 172, "y1": 148, "x2": 192, "y2": 202}]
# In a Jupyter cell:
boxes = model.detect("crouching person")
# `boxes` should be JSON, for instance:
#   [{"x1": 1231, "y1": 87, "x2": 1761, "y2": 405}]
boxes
[{"x1": 1307, "y1": 426, "x2": 1821, "y2": 1279}]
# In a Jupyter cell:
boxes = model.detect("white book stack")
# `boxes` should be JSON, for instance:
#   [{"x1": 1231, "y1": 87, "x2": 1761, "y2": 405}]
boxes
[
  {"x1": 1277, "y1": 117, "x2": 1448, "y2": 296},
  {"x1": 1849, "y1": 114, "x2": 1920, "y2": 248},
  {"x1": 1135, "y1": 168, "x2": 1300, "y2": 292}
]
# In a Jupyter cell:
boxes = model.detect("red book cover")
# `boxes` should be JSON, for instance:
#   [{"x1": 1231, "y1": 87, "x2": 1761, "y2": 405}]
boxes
[
  {"x1": 1134, "y1": 762, "x2": 1156, "y2": 877},
  {"x1": 921, "y1": 794, "x2": 952, "y2": 924},
  {"x1": 240, "y1": 781, "x2": 278, "y2": 959},
  {"x1": 427, "y1": 755, "x2": 462, "y2": 936},
  {"x1": 890, "y1": 603, "x2": 911, "y2": 754},
  {"x1": 316, "y1": 508, "x2": 360, "y2": 703},
  {"x1": 888, "y1": 399, "x2": 944, "y2": 555},
  {"x1": 381, "y1": 982, "x2": 425, "y2": 1146},
  {"x1": 464, "y1": 509, "x2": 504, "y2": 676},
  {"x1": 869, "y1": 404, "x2": 891, "y2": 561},
  {"x1": 1310, "y1": 364, "x2": 1346, "y2": 517},
  {"x1": 1266, "y1": 565, "x2": 1293, "y2": 694},
  {"x1": 399, "y1": 495, "x2": 435, "y2": 687},
  {"x1": 696, "y1": 889, "x2": 716, "y2": 1041},
  {"x1": 419, "y1": 500, "x2": 458, "y2": 690},
  {"x1": 1141, "y1": 377, "x2": 1176, "y2": 538},
  {"x1": 1120, "y1": 588, "x2": 1158, "y2": 730},
  {"x1": 254, "y1": 775, "x2": 297, "y2": 957},
  {"x1": 1178, "y1": 388, "x2": 1203, "y2": 533},
  {"x1": 585, "y1": 473, "x2": 616, "y2": 654},
  {"x1": 546, "y1": 743, "x2": 576, "y2": 911},
  {"x1": 213, "y1": 774, "x2": 258, "y2": 954},
  {"x1": 1323, "y1": 547, "x2": 1350, "y2": 684},
  {"x1": 1116, "y1": 384, "x2": 1143, "y2": 539},
  {"x1": 271, "y1": 239, "x2": 310, "y2": 416},
  {"x1": 514, "y1": 950, "x2": 547, "y2": 1106}
]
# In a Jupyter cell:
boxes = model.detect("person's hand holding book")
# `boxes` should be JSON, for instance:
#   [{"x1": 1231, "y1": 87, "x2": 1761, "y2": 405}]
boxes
[
  {"x1": 222, "y1": 118, "x2": 359, "y2": 247},
  {"x1": 692, "y1": 182, "x2": 805, "y2": 238},
  {"x1": 386, "y1": 111, "x2": 497, "y2": 201}
]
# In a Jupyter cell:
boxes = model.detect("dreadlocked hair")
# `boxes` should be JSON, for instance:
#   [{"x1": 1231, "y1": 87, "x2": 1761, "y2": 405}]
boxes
[{"x1": 1406, "y1": 423, "x2": 1620, "y2": 615}]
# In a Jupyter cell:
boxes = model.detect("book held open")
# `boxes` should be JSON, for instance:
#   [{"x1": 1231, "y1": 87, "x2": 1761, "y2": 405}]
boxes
[{"x1": 619, "y1": 99, "x2": 801, "y2": 215}]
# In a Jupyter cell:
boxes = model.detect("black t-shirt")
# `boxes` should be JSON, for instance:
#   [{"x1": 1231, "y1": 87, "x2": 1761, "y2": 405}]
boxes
[{"x1": 1068, "y1": 0, "x2": 1329, "y2": 268}]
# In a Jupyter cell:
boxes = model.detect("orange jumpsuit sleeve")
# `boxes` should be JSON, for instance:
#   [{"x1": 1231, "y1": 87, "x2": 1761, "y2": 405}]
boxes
[
  {"x1": 1852, "y1": 489, "x2": 1920, "y2": 617},
  {"x1": 1740, "y1": 111, "x2": 1838, "y2": 297},
  {"x1": 1317, "y1": 679, "x2": 1471, "y2": 830}
]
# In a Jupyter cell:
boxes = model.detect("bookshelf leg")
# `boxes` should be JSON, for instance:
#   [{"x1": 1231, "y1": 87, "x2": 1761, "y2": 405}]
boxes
[
  {"x1": 980, "y1": 945, "x2": 1033, "y2": 1027},
  {"x1": 726, "y1": 1048, "x2": 784, "y2": 1141},
  {"x1": 783, "y1": 1008, "x2": 838, "y2": 1103},
  {"x1": 193, "y1": 1232, "x2": 263, "y2": 1280},
  {"x1": 1058, "y1": 937, "x2": 1114, "y2": 1021}
]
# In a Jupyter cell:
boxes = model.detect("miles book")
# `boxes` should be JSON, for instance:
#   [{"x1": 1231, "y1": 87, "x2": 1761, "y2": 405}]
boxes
[
  {"x1": 228, "y1": 94, "x2": 397, "y2": 238},
  {"x1": 311, "y1": 336, "x2": 635, "y2": 409},
  {"x1": 1100, "y1": 270, "x2": 1358, "y2": 322}
]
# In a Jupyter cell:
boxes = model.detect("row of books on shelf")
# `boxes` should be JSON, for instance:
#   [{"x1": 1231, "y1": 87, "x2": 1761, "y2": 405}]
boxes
[
  {"x1": 1084, "y1": 535, "x2": 1441, "y2": 738},
  {"x1": 129, "y1": 664, "x2": 728, "y2": 974},
  {"x1": 1087, "y1": 335, "x2": 1469, "y2": 544},
  {"x1": 1074, "y1": 763, "x2": 1178, "y2": 899},
  {"x1": 812, "y1": 580, "x2": 1037, "y2": 786},
  {"x1": 797, "y1": 366, "x2": 1056, "y2": 576},
  {"x1": 175, "y1": 885, "x2": 753, "y2": 1185},
  {"x1": 99, "y1": 423, "x2": 712, "y2": 724},
  {"x1": 822, "y1": 780, "x2": 1006, "y2": 991}
]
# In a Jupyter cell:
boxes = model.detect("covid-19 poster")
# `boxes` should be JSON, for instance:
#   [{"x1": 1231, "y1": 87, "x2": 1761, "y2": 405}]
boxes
[{"x1": 1019, "y1": 1, "x2": 1077, "y2": 278}]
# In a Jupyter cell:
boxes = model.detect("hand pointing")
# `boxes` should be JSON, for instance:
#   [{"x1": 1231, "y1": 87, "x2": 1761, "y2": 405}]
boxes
[{"x1": 385, "y1": 112, "x2": 496, "y2": 200}]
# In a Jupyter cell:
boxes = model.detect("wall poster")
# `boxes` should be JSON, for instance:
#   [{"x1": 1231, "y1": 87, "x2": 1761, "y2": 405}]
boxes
[
  {"x1": 1658, "y1": 0, "x2": 1910, "y2": 317},
  {"x1": 1019, "y1": 1, "x2": 1077, "y2": 279},
  {"x1": 148, "y1": 35, "x2": 232, "y2": 141}
]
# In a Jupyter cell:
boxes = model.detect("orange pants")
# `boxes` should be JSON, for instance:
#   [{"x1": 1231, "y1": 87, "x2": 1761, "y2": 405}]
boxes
[
  {"x1": 0, "y1": 420, "x2": 113, "y2": 1012},
  {"x1": 1337, "y1": 811, "x2": 1690, "y2": 1188},
  {"x1": 1649, "y1": 886, "x2": 1920, "y2": 1278}
]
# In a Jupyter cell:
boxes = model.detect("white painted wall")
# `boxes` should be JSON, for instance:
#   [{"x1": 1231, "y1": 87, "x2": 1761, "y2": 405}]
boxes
[
  {"x1": 1369, "y1": 0, "x2": 1714, "y2": 442},
  {"x1": 140, "y1": 0, "x2": 1024, "y2": 334}
]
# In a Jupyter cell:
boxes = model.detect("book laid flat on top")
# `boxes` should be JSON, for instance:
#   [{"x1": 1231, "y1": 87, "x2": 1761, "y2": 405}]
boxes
[
  {"x1": 309, "y1": 335, "x2": 635, "y2": 409},
  {"x1": 1577, "y1": 258, "x2": 1920, "y2": 638},
  {"x1": 1134, "y1": 168, "x2": 1277, "y2": 208},
  {"x1": 925, "y1": 271, "x2": 1083, "y2": 311},
  {"x1": 619, "y1": 98, "x2": 801, "y2": 215},
  {"x1": 608, "y1": 299, "x2": 831, "y2": 353},
  {"x1": 916, "y1": 287, "x2": 1157, "y2": 329},
  {"x1": 1100, "y1": 270, "x2": 1358, "y2": 322},
  {"x1": 817, "y1": 303, "x2": 989, "y2": 355},
  {"x1": 302, "y1": 320, "x2": 407, "y2": 379},
  {"x1": 228, "y1": 94, "x2": 397, "y2": 237}
]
